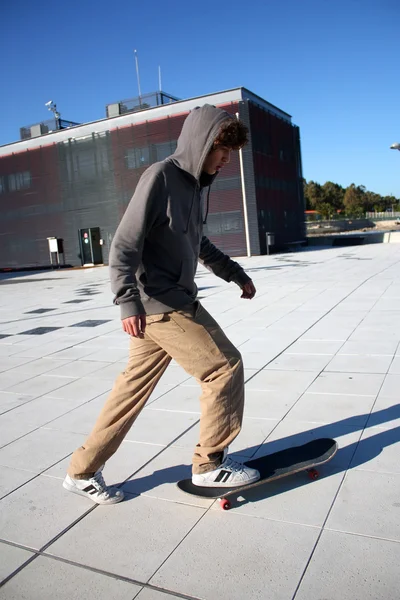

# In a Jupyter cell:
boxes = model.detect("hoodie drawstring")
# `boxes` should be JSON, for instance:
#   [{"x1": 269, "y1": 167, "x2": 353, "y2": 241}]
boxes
[
  {"x1": 203, "y1": 187, "x2": 211, "y2": 225},
  {"x1": 184, "y1": 183, "x2": 211, "y2": 233},
  {"x1": 184, "y1": 185, "x2": 198, "y2": 233}
]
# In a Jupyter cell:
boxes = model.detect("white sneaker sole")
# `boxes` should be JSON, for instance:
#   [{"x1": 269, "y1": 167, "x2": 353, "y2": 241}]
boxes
[
  {"x1": 192, "y1": 473, "x2": 260, "y2": 488},
  {"x1": 62, "y1": 480, "x2": 124, "y2": 505}
]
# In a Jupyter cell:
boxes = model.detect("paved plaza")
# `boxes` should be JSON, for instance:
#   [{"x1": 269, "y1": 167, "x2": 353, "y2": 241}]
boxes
[{"x1": 0, "y1": 244, "x2": 399, "y2": 599}]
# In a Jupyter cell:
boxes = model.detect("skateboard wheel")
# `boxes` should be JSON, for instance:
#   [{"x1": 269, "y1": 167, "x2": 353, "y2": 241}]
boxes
[
  {"x1": 308, "y1": 469, "x2": 319, "y2": 480},
  {"x1": 219, "y1": 498, "x2": 231, "y2": 510}
]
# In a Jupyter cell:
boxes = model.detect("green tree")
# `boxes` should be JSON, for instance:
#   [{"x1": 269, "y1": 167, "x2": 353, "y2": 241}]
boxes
[
  {"x1": 321, "y1": 181, "x2": 345, "y2": 212},
  {"x1": 304, "y1": 180, "x2": 325, "y2": 213},
  {"x1": 343, "y1": 184, "x2": 366, "y2": 217}
]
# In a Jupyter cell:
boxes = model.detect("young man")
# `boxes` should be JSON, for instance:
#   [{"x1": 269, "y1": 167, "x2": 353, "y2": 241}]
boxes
[{"x1": 63, "y1": 104, "x2": 260, "y2": 504}]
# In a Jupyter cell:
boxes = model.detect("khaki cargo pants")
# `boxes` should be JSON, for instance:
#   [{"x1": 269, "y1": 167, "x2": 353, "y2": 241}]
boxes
[{"x1": 68, "y1": 301, "x2": 244, "y2": 478}]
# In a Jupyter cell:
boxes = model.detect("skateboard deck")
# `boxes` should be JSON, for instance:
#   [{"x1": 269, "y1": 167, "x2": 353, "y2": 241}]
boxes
[{"x1": 177, "y1": 438, "x2": 337, "y2": 510}]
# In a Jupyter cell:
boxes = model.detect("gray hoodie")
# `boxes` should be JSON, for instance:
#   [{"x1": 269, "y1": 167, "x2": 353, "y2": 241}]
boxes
[{"x1": 109, "y1": 104, "x2": 251, "y2": 319}]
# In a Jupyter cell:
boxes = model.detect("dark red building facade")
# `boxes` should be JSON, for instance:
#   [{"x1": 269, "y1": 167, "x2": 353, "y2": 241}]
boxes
[{"x1": 0, "y1": 88, "x2": 305, "y2": 269}]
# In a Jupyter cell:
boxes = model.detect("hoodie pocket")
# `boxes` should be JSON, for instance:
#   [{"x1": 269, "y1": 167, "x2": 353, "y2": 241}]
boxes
[{"x1": 178, "y1": 258, "x2": 197, "y2": 293}]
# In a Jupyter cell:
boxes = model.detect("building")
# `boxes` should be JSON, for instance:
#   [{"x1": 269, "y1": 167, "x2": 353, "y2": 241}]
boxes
[{"x1": 0, "y1": 88, "x2": 305, "y2": 269}]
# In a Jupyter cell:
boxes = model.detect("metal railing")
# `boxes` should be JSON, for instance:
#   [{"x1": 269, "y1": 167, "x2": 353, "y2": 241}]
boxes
[{"x1": 105, "y1": 91, "x2": 180, "y2": 118}]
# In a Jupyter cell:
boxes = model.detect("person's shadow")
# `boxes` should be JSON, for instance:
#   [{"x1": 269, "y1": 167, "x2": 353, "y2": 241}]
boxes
[{"x1": 120, "y1": 403, "x2": 400, "y2": 506}]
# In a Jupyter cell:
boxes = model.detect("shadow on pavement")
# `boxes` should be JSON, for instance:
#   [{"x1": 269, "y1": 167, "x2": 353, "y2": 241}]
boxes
[{"x1": 120, "y1": 403, "x2": 400, "y2": 505}]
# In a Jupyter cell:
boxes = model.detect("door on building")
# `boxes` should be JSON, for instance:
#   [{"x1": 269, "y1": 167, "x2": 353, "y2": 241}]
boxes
[{"x1": 79, "y1": 227, "x2": 103, "y2": 265}]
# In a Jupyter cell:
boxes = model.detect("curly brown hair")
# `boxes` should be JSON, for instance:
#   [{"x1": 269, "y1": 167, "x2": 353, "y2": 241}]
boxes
[{"x1": 213, "y1": 118, "x2": 249, "y2": 150}]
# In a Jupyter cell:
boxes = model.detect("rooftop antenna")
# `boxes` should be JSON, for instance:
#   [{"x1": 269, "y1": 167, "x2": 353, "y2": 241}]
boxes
[
  {"x1": 134, "y1": 49, "x2": 142, "y2": 106},
  {"x1": 158, "y1": 65, "x2": 162, "y2": 92}
]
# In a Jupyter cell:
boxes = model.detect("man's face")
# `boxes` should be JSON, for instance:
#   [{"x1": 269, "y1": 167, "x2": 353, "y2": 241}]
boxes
[{"x1": 203, "y1": 145, "x2": 232, "y2": 175}]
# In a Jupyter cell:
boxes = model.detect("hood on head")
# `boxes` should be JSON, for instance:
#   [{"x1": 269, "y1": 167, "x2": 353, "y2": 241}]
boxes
[{"x1": 170, "y1": 104, "x2": 233, "y2": 182}]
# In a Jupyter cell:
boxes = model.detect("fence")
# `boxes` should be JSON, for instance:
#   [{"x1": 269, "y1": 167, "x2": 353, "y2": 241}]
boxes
[{"x1": 366, "y1": 211, "x2": 400, "y2": 220}]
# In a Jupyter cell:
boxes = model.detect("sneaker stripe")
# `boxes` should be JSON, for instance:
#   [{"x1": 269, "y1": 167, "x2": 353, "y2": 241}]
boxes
[
  {"x1": 215, "y1": 469, "x2": 231, "y2": 483},
  {"x1": 82, "y1": 484, "x2": 98, "y2": 494}
]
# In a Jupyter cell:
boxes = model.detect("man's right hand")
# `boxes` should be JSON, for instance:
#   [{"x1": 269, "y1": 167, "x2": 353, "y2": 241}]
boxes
[{"x1": 122, "y1": 315, "x2": 147, "y2": 338}]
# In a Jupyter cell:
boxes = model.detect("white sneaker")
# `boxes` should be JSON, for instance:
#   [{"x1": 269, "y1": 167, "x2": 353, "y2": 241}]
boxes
[
  {"x1": 192, "y1": 454, "x2": 260, "y2": 488},
  {"x1": 63, "y1": 469, "x2": 124, "y2": 505}
]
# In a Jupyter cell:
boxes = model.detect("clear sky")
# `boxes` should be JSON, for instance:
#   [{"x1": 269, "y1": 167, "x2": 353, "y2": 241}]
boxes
[{"x1": 1, "y1": 0, "x2": 399, "y2": 196}]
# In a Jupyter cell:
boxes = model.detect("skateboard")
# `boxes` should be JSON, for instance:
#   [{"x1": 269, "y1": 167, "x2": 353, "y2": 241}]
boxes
[{"x1": 177, "y1": 438, "x2": 337, "y2": 510}]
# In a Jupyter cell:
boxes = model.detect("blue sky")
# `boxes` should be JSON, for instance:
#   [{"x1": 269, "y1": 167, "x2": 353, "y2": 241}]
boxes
[{"x1": 1, "y1": 0, "x2": 399, "y2": 196}]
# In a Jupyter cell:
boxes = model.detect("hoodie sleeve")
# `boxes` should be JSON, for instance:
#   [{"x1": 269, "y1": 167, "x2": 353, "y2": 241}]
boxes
[
  {"x1": 109, "y1": 167, "x2": 165, "y2": 319},
  {"x1": 198, "y1": 236, "x2": 251, "y2": 288}
]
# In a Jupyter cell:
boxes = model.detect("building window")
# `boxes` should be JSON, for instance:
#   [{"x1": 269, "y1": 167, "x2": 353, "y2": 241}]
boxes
[
  {"x1": 204, "y1": 211, "x2": 243, "y2": 236},
  {"x1": 0, "y1": 176, "x2": 5, "y2": 194},
  {"x1": 8, "y1": 171, "x2": 31, "y2": 192},
  {"x1": 63, "y1": 133, "x2": 110, "y2": 182},
  {"x1": 126, "y1": 147, "x2": 150, "y2": 170},
  {"x1": 155, "y1": 141, "x2": 177, "y2": 161}
]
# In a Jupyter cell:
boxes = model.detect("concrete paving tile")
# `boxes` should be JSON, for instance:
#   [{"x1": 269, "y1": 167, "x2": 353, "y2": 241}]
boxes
[
  {"x1": 245, "y1": 369, "x2": 319, "y2": 393},
  {"x1": 79, "y1": 361, "x2": 125, "y2": 380},
  {"x1": 300, "y1": 327, "x2": 354, "y2": 341},
  {"x1": 286, "y1": 392, "x2": 376, "y2": 425},
  {"x1": 239, "y1": 337, "x2": 293, "y2": 354},
  {"x1": 306, "y1": 372, "x2": 384, "y2": 396},
  {"x1": 295, "y1": 530, "x2": 400, "y2": 600},
  {"x1": 0, "y1": 542, "x2": 34, "y2": 584},
  {"x1": 135, "y1": 590, "x2": 183, "y2": 600},
  {"x1": 148, "y1": 385, "x2": 200, "y2": 412},
  {"x1": 46, "y1": 376, "x2": 112, "y2": 401},
  {"x1": 326, "y1": 470, "x2": 400, "y2": 541},
  {"x1": 48, "y1": 347, "x2": 99, "y2": 360},
  {"x1": 81, "y1": 348, "x2": 129, "y2": 363},
  {"x1": 0, "y1": 371, "x2": 37, "y2": 392},
  {"x1": 0, "y1": 394, "x2": 89, "y2": 448},
  {"x1": 243, "y1": 389, "x2": 300, "y2": 419},
  {"x1": 45, "y1": 360, "x2": 105, "y2": 378},
  {"x1": 348, "y1": 327, "x2": 400, "y2": 342},
  {"x1": 46, "y1": 495, "x2": 205, "y2": 581},
  {"x1": 150, "y1": 512, "x2": 320, "y2": 600},
  {"x1": 5, "y1": 374, "x2": 75, "y2": 397},
  {"x1": 11, "y1": 341, "x2": 84, "y2": 359},
  {"x1": 338, "y1": 340, "x2": 398, "y2": 355},
  {"x1": 378, "y1": 373, "x2": 400, "y2": 398},
  {"x1": 125, "y1": 408, "x2": 199, "y2": 446},
  {"x1": 8, "y1": 358, "x2": 72, "y2": 376},
  {"x1": 42, "y1": 396, "x2": 108, "y2": 436},
  {"x1": 0, "y1": 418, "x2": 39, "y2": 449},
  {"x1": 349, "y1": 426, "x2": 400, "y2": 474},
  {"x1": 0, "y1": 428, "x2": 85, "y2": 473},
  {"x1": 0, "y1": 555, "x2": 141, "y2": 599},
  {"x1": 240, "y1": 351, "x2": 285, "y2": 369},
  {"x1": 325, "y1": 354, "x2": 393, "y2": 374},
  {"x1": 2, "y1": 391, "x2": 89, "y2": 429},
  {"x1": 265, "y1": 353, "x2": 332, "y2": 372},
  {"x1": 0, "y1": 391, "x2": 34, "y2": 415},
  {"x1": 0, "y1": 466, "x2": 37, "y2": 499},
  {"x1": 368, "y1": 396, "x2": 400, "y2": 428},
  {"x1": 0, "y1": 475, "x2": 91, "y2": 549},
  {"x1": 388, "y1": 356, "x2": 400, "y2": 373},
  {"x1": 284, "y1": 340, "x2": 344, "y2": 354},
  {"x1": 0, "y1": 346, "x2": 24, "y2": 358},
  {"x1": 0, "y1": 357, "x2": 37, "y2": 373}
]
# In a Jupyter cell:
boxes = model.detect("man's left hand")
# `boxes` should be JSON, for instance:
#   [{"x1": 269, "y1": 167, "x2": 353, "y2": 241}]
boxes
[{"x1": 241, "y1": 280, "x2": 256, "y2": 299}]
